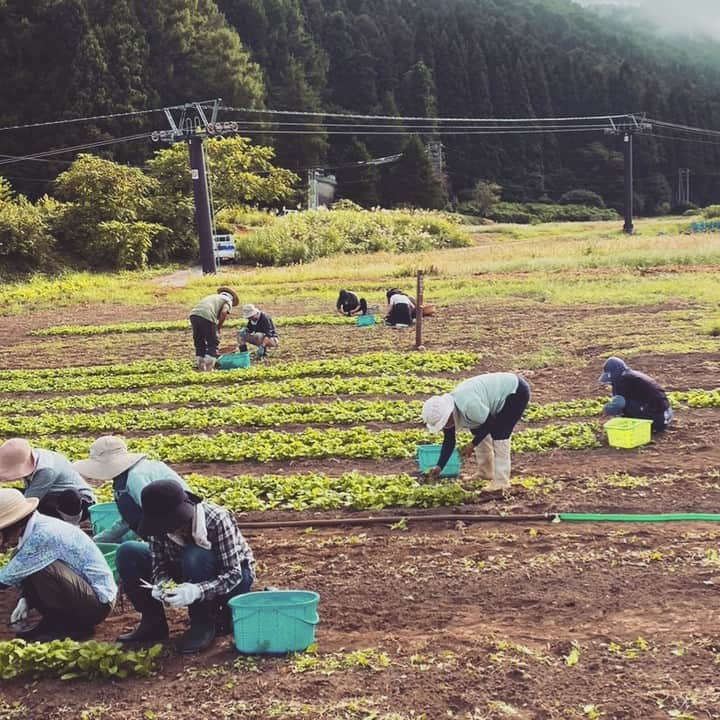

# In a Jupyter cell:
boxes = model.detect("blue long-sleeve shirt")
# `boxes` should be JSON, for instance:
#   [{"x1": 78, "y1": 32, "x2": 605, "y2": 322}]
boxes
[{"x1": 0, "y1": 513, "x2": 117, "y2": 604}]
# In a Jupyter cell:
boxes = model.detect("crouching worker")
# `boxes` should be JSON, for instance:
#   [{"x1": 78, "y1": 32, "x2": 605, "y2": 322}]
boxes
[
  {"x1": 385, "y1": 288, "x2": 415, "y2": 326},
  {"x1": 189, "y1": 286, "x2": 239, "y2": 371},
  {"x1": 422, "y1": 373, "x2": 531, "y2": 491},
  {"x1": 336, "y1": 289, "x2": 368, "y2": 316},
  {"x1": 73, "y1": 435, "x2": 189, "y2": 544},
  {"x1": 599, "y1": 356, "x2": 672, "y2": 432},
  {"x1": 0, "y1": 488, "x2": 116, "y2": 641},
  {"x1": 0, "y1": 438, "x2": 95, "y2": 525},
  {"x1": 237, "y1": 303, "x2": 279, "y2": 359},
  {"x1": 116, "y1": 480, "x2": 255, "y2": 654}
]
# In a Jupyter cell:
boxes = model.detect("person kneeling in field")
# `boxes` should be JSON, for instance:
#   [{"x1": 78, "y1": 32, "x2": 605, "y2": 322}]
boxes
[
  {"x1": 0, "y1": 438, "x2": 95, "y2": 525},
  {"x1": 0, "y1": 489, "x2": 117, "y2": 641},
  {"x1": 237, "y1": 303, "x2": 279, "y2": 359},
  {"x1": 189, "y1": 286, "x2": 239, "y2": 371},
  {"x1": 336, "y1": 289, "x2": 368, "y2": 316},
  {"x1": 74, "y1": 435, "x2": 190, "y2": 544},
  {"x1": 116, "y1": 480, "x2": 255, "y2": 654},
  {"x1": 599, "y1": 356, "x2": 672, "y2": 432},
  {"x1": 422, "y1": 372, "x2": 531, "y2": 491},
  {"x1": 384, "y1": 288, "x2": 415, "y2": 327}
]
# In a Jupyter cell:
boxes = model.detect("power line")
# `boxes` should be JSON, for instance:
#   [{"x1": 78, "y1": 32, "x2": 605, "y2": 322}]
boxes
[
  {"x1": 232, "y1": 127, "x2": 612, "y2": 136},
  {"x1": 652, "y1": 132, "x2": 720, "y2": 147},
  {"x1": 647, "y1": 118, "x2": 720, "y2": 138}
]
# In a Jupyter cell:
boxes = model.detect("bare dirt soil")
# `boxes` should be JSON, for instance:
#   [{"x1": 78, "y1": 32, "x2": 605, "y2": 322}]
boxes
[{"x1": 1, "y1": 294, "x2": 720, "y2": 719}]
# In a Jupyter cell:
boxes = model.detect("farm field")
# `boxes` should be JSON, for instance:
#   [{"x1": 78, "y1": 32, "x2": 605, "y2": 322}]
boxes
[{"x1": 1, "y1": 219, "x2": 720, "y2": 720}]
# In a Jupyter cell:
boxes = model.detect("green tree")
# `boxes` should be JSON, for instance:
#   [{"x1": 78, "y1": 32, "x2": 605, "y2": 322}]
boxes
[
  {"x1": 385, "y1": 136, "x2": 446, "y2": 210},
  {"x1": 334, "y1": 139, "x2": 379, "y2": 208}
]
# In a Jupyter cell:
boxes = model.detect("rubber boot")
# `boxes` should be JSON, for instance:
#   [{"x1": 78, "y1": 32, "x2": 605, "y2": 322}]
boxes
[
  {"x1": 472, "y1": 435, "x2": 495, "y2": 482},
  {"x1": 484, "y1": 439, "x2": 511, "y2": 491},
  {"x1": 202, "y1": 355, "x2": 217, "y2": 372},
  {"x1": 177, "y1": 601, "x2": 216, "y2": 654},
  {"x1": 193, "y1": 356, "x2": 203, "y2": 371},
  {"x1": 117, "y1": 586, "x2": 169, "y2": 644}
]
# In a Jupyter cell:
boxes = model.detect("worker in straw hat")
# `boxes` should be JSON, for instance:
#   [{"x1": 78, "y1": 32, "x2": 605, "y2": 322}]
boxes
[
  {"x1": 421, "y1": 372, "x2": 531, "y2": 491},
  {"x1": 598, "y1": 356, "x2": 672, "y2": 433},
  {"x1": 189, "y1": 286, "x2": 239, "y2": 371},
  {"x1": 0, "y1": 438, "x2": 95, "y2": 525},
  {"x1": 115, "y1": 479, "x2": 255, "y2": 653},
  {"x1": 73, "y1": 435, "x2": 189, "y2": 544},
  {"x1": 0, "y1": 488, "x2": 117, "y2": 641},
  {"x1": 237, "y1": 303, "x2": 278, "y2": 359}
]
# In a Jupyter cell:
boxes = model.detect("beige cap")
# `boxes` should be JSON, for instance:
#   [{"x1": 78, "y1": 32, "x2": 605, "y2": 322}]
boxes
[
  {"x1": 73, "y1": 436, "x2": 145, "y2": 481},
  {"x1": 0, "y1": 488, "x2": 38, "y2": 530},
  {"x1": 242, "y1": 304, "x2": 260, "y2": 319},
  {"x1": 0, "y1": 439, "x2": 36, "y2": 482}
]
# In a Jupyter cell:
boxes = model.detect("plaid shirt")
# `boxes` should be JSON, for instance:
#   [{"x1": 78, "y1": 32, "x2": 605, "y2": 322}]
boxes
[{"x1": 150, "y1": 502, "x2": 255, "y2": 601}]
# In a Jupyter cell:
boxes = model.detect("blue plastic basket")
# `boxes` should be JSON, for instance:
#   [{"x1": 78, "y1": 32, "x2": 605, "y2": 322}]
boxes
[
  {"x1": 217, "y1": 351, "x2": 251, "y2": 370},
  {"x1": 416, "y1": 444, "x2": 462, "y2": 478},
  {"x1": 89, "y1": 502, "x2": 121, "y2": 535},
  {"x1": 356, "y1": 314, "x2": 376, "y2": 327},
  {"x1": 229, "y1": 590, "x2": 320, "y2": 654}
]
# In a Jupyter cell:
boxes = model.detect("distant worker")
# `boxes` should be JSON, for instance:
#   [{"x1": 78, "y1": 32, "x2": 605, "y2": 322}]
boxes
[
  {"x1": 421, "y1": 372, "x2": 531, "y2": 491},
  {"x1": 0, "y1": 439, "x2": 95, "y2": 525},
  {"x1": 598, "y1": 357, "x2": 672, "y2": 432},
  {"x1": 336, "y1": 289, "x2": 368, "y2": 317},
  {"x1": 74, "y1": 435, "x2": 189, "y2": 544},
  {"x1": 116, "y1": 479, "x2": 255, "y2": 653},
  {"x1": 238, "y1": 304, "x2": 279, "y2": 359},
  {"x1": 189, "y1": 286, "x2": 239, "y2": 371},
  {"x1": 0, "y1": 488, "x2": 117, "y2": 642},
  {"x1": 385, "y1": 288, "x2": 416, "y2": 327}
]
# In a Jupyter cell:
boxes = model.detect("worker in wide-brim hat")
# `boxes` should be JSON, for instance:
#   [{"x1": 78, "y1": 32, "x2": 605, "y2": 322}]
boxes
[
  {"x1": 188, "y1": 286, "x2": 239, "y2": 371},
  {"x1": 115, "y1": 479, "x2": 255, "y2": 654},
  {"x1": 0, "y1": 488, "x2": 116, "y2": 642},
  {"x1": 421, "y1": 372, "x2": 531, "y2": 491},
  {"x1": 237, "y1": 303, "x2": 279, "y2": 360},
  {"x1": 0, "y1": 438, "x2": 95, "y2": 525},
  {"x1": 73, "y1": 435, "x2": 189, "y2": 544}
]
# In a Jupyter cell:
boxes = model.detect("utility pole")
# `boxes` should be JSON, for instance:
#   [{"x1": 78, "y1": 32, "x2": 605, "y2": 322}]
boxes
[
  {"x1": 678, "y1": 168, "x2": 691, "y2": 205},
  {"x1": 307, "y1": 169, "x2": 318, "y2": 210},
  {"x1": 622, "y1": 131, "x2": 634, "y2": 234},
  {"x1": 415, "y1": 270, "x2": 424, "y2": 351},
  {"x1": 188, "y1": 136, "x2": 215, "y2": 273}
]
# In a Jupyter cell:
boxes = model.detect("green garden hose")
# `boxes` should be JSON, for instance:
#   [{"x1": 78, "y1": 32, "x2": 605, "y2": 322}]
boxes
[{"x1": 558, "y1": 512, "x2": 720, "y2": 523}]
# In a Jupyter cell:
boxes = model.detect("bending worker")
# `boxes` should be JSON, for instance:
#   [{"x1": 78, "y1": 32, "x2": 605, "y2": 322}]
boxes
[
  {"x1": 599, "y1": 356, "x2": 672, "y2": 432},
  {"x1": 422, "y1": 372, "x2": 531, "y2": 490},
  {"x1": 116, "y1": 479, "x2": 255, "y2": 654},
  {"x1": 0, "y1": 488, "x2": 116, "y2": 642},
  {"x1": 385, "y1": 288, "x2": 415, "y2": 326},
  {"x1": 238, "y1": 303, "x2": 278, "y2": 359},
  {"x1": 336, "y1": 289, "x2": 368, "y2": 316},
  {"x1": 189, "y1": 286, "x2": 239, "y2": 371},
  {"x1": 74, "y1": 435, "x2": 189, "y2": 544},
  {"x1": 0, "y1": 438, "x2": 95, "y2": 525}
]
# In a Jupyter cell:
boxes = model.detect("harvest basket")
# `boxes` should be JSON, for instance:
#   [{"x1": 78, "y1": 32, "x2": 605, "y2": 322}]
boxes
[
  {"x1": 604, "y1": 417, "x2": 652, "y2": 449},
  {"x1": 416, "y1": 444, "x2": 462, "y2": 477},
  {"x1": 217, "y1": 351, "x2": 251, "y2": 370}
]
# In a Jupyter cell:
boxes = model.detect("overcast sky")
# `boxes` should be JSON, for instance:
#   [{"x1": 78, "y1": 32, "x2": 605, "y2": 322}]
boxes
[{"x1": 576, "y1": 0, "x2": 720, "y2": 36}]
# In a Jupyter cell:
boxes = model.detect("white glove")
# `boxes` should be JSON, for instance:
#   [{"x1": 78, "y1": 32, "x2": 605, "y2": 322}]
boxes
[
  {"x1": 151, "y1": 584, "x2": 165, "y2": 603},
  {"x1": 163, "y1": 583, "x2": 202, "y2": 608},
  {"x1": 11, "y1": 597, "x2": 29, "y2": 624}
]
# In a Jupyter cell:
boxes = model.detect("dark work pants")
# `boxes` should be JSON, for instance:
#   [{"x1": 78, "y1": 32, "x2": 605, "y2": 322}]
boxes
[
  {"x1": 190, "y1": 315, "x2": 219, "y2": 357},
  {"x1": 485, "y1": 377, "x2": 532, "y2": 440},
  {"x1": 22, "y1": 560, "x2": 112, "y2": 631},
  {"x1": 623, "y1": 398, "x2": 670, "y2": 433}
]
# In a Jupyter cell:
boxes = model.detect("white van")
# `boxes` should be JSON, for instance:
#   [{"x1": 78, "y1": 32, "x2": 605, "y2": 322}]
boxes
[{"x1": 213, "y1": 234, "x2": 236, "y2": 263}]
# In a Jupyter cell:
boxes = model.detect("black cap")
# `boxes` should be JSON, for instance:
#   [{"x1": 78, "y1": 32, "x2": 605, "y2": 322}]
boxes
[{"x1": 138, "y1": 479, "x2": 196, "y2": 537}]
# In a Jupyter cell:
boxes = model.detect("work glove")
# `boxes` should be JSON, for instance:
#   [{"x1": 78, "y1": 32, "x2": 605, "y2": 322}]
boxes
[
  {"x1": 151, "y1": 584, "x2": 166, "y2": 603},
  {"x1": 425, "y1": 465, "x2": 441, "y2": 481},
  {"x1": 10, "y1": 597, "x2": 29, "y2": 624},
  {"x1": 163, "y1": 583, "x2": 202, "y2": 608}
]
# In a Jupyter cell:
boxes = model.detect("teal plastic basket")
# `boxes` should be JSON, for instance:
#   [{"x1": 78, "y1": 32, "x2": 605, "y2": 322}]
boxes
[
  {"x1": 217, "y1": 351, "x2": 251, "y2": 370},
  {"x1": 356, "y1": 314, "x2": 376, "y2": 327},
  {"x1": 95, "y1": 542, "x2": 120, "y2": 582},
  {"x1": 416, "y1": 444, "x2": 462, "y2": 478},
  {"x1": 89, "y1": 502, "x2": 121, "y2": 535},
  {"x1": 229, "y1": 590, "x2": 320, "y2": 654}
]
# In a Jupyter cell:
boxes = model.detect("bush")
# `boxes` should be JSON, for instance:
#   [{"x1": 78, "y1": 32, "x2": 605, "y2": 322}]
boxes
[
  {"x1": 703, "y1": 204, "x2": 720, "y2": 219},
  {"x1": 0, "y1": 196, "x2": 56, "y2": 268},
  {"x1": 486, "y1": 202, "x2": 620, "y2": 224},
  {"x1": 215, "y1": 206, "x2": 278, "y2": 230},
  {"x1": 96, "y1": 221, "x2": 166, "y2": 269},
  {"x1": 235, "y1": 209, "x2": 472, "y2": 266},
  {"x1": 559, "y1": 189, "x2": 606, "y2": 208}
]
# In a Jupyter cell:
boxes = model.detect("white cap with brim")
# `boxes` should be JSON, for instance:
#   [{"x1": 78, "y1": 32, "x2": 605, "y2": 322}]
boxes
[
  {"x1": 421, "y1": 394, "x2": 456, "y2": 433},
  {"x1": 73, "y1": 436, "x2": 146, "y2": 480}
]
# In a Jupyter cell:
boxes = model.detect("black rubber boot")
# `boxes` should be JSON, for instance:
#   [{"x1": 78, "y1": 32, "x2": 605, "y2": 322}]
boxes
[
  {"x1": 118, "y1": 615, "x2": 169, "y2": 644},
  {"x1": 177, "y1": 601, "x2": 216, "y2": 654}
]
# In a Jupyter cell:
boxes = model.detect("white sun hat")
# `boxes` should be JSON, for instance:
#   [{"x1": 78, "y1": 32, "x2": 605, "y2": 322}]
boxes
[
  {"x1": 73, "y1": 436, "x2": 146, "y2": 480},
  {"x1": 242, "y1": 304, "x2": 260, "y2": 319},
  {"x1": 421, "y1": 394, "x2": 456, "y2": 433}
]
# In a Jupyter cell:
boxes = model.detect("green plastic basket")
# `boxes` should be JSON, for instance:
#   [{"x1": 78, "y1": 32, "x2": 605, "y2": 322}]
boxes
[
  {"x1": 416, "y1": 444, "x2": 462, "y2": 477},
  {"x1": 356, "y1": 314, "x2": 376, "y2": 327},
  {"x1": 89, "y1": 502, "x2": 121, "y2": 535},
  {"x1": 229, "y1": 590, "x2": 320, "y2": 654},
  {"x1": 95, "y1": 542, "x2": 120, "y2": 582},
  {"x1": 604, "y1": 417, "x2": 653, "y2": 449},
  {"x1": 217, "y1": 351, "x2": 251, "y2": 370}
]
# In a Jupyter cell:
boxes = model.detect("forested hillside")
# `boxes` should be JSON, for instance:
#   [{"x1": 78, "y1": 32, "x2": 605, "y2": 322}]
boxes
[{"x1": 1, "y1": 0, "x2": 719, "y2": 210}]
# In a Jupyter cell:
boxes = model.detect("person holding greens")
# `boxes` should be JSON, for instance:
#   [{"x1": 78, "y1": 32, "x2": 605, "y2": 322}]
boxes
[
  {"x1": 598, "y1": 356, "x2": 672, "y2": 432},
  {"x1": 115, "y1": 479, "x2": 255, "y2": 653},
  {"x1": 421, "y1": 372, "x2": 531, "y2": 491},
  {"x1": 0, "y1": 439, "x2": 95, "y2": 525},
  {"x1": 336, "y1": 289, "x2": 368, "y2": 316},
  {"x1": 0, "y1": 488, "x2": 116, "y2": 641},
  {"x1": 74, "y1": 435, "x2": 189, "y2": 544},
  {"x1": 237, "y1": 303, "x2": 279, "y2": 359},
  {"x1": 189, "y1": 286, "x2": 239, "y2": 371}
]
